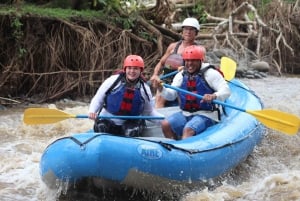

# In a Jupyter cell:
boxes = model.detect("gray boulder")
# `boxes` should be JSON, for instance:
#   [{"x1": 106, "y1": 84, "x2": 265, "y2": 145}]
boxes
[{"x1": 250, "y1": 61, "x2": 270, "y2": 72}]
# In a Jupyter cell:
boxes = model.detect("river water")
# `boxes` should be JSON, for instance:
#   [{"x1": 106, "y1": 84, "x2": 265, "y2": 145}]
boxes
[{"x1": 0, "y1": 76, "x2": 300, "y2": 201}]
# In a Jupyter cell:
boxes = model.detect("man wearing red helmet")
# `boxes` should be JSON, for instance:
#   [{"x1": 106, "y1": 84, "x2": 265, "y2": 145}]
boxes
[
  {"x1": 89, "y1": 55, "x2": 163, "y2": 137},
  {"x1": 150, "y1": 17, "x2": 201, "y2": 108},
  {"x1": 152, "y1": 45, "x2": 231, "y2": 140}
]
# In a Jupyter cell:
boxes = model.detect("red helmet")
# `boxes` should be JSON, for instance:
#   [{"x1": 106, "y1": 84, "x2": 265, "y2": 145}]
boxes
[
  {"x1": 182, "y1": 45, "x2": 205, "y2": 61},
  {"x1": 123, "y1": 55, "x2": 144, "y2": 71}
]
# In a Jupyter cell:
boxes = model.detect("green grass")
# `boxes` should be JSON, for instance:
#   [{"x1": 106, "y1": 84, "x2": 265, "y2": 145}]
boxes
[{"x1": 0, "y1": 4, "x2": 105, "y2": 20}]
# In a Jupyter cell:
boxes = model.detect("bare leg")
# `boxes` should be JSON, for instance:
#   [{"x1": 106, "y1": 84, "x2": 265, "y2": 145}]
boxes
[
  {"x1": 182, "y1": 127, "x2": 195, "y2": 139},
  {"x1": 161, "y1": 120, "x2": 176, "y2": 139},
  {"x1": 155, "y1": 91, "x2": 166, "y2": 108},
  {"x1": 155, "y1": 95, "x2": 166, "y2": 108}
]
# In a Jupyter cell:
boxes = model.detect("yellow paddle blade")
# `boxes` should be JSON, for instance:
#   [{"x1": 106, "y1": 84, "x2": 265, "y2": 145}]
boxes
[
  {"x1": 220, "y1": 57, "x2": 237, "y2": 81},
  {"x1": 247, "y1": 109, "x2": 299, "y2": 135},
  {"x1": 23, "y1": 108, "x2": 76, "y2": 125}
]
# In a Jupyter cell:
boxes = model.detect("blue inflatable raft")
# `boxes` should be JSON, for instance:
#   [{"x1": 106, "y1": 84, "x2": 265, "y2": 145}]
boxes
[{"x1": 40, "y1": 79, "x2": 265, "y2": 191}]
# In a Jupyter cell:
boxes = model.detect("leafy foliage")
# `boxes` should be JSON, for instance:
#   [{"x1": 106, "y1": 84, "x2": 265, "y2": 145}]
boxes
[{"x1": 11, "y1": 16, "x2": 27, "y2": 58}]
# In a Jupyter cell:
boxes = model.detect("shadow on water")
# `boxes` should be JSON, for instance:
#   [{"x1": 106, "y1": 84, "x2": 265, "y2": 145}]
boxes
[
  {"x1": 57, "y1": 179, "x2": 182, "y2": 201},
  {"x1": 56, "y1": 178, "x2": 228, "y2": 201}
]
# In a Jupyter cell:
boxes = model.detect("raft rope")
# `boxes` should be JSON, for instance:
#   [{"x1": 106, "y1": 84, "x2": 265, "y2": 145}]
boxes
[
  {"x1": 44, "y1": 81, "x2": 265, "y2": 154},
  {"x1": 46, "y1": 125, "x2": 264, "y2": 154}
]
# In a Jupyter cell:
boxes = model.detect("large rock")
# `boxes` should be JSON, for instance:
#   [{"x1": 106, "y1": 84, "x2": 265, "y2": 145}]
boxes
[{"x1": 250, "y1": 61, "x2": 270, "y2": 72}]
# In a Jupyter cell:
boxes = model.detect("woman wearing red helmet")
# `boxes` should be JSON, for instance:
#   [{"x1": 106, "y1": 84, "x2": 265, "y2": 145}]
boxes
[
  {"x1": 88, "y1": 55, "x2": 163, "y2": 137},
  {"x1": 152, "y1": 45, "x2": 231, "y2": 140}
]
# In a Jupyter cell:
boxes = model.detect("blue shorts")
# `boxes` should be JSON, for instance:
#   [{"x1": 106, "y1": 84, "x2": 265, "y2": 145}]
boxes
[{"x1": 167, "y1": 112, "x2": 215, "y2": 138}]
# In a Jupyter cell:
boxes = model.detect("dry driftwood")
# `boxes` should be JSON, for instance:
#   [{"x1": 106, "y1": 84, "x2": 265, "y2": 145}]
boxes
[{"x1": 0, "y1": 1, "x2": 298, "y2": 105}]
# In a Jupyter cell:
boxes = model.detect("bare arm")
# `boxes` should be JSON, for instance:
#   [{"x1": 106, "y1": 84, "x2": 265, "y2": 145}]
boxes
[
  {"x1": 151, "y1": 42, "x2": 177, "y2": 77},
  {"x1": 150, "y1": 43, "x2": 177, "y2": 88}
]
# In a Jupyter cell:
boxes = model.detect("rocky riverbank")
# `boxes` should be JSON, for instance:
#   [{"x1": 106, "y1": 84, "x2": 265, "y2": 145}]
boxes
[{"x1": 206, "y1": 48, "x2": 271, "y2": 79}]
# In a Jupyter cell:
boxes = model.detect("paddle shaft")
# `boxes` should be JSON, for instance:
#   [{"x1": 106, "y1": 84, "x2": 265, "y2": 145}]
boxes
[
  {"x1": 162, "y1": 83, "x2": 299, "y2": 135},
  {"x1": 147, "y1": 69, "x2": 180, "y2": 85},
  {"x1": 162, "y1": 83, "x2": 242, "y2": 111},
  {"x1": 23, "y1": 108, "x2": 164, "y2": 125},
  {"x1": 159, "y1": 70, "x2": 178, "y2": 80},
  {"x1": 76, "y1": 115, "x2": 164, "y2": 120}
]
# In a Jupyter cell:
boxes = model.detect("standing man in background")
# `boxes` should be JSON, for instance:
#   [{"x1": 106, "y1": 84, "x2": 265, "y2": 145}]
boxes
[{"x1": 150, "y1": 17, "x2": 201, "y2": 108}]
